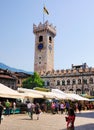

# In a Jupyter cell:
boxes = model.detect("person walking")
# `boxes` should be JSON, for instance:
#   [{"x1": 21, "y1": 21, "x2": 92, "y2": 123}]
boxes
[
  {"x1": 0, "y1": 102, "x2": 4, "y2": 124},
  {"x1": 13, "y1": 102, "x2": 16, "y2": 114},
  {"x1": 5, "y1": 99, "x2": 10, "y2": 116},
  {"x1": 65, "y1": 107, "x2": 75, "y2": 130},
  {"x1": 60, "y1": 102, "x2": 65, "y2": 114},
  {"x1": 78, "y1": 102, "x2": 82, "y2": 113},
  {"x1": 35, "y1": 103, "x2": 41, "y2": 120},
  {"x1": 51, "y1": 102, "x2": 55, "y2": 114},
  {"x1": 27, "y1": 101, "x2": 34, "y2": 120}
]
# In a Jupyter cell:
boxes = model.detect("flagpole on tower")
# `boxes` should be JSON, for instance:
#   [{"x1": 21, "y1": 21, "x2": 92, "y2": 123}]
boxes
[
  {"x1": 43, "y1": 0, "x2": 49, "y2": 24},
  {"x1": 43, "y1": 0, "x2": 45, "y2": 24}
]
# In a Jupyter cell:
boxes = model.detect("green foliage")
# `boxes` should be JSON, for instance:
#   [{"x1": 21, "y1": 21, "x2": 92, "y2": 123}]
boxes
[{"x1": 22, "y1": 72, "x2": 44, "y2": 89}]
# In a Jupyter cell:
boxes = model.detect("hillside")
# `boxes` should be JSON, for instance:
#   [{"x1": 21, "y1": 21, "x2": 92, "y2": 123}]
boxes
[{"x1": 0, "y1": 62, "x2": 33, "y2": 74}]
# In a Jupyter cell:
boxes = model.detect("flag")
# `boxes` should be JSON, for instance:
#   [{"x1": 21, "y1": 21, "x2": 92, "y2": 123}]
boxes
[{"x1": 43, "y1": 6, "x2": 49, "y2": 15}]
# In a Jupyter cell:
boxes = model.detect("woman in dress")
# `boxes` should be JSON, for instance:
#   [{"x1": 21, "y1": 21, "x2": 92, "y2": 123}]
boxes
[{"x1": 65, "y1": 107, "x2": 75, "y2": 130}]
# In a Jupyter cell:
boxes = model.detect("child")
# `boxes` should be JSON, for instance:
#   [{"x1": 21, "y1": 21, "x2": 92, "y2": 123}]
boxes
[{"x1": 65, "y1": 107, "x2": 75, "y2": 130}]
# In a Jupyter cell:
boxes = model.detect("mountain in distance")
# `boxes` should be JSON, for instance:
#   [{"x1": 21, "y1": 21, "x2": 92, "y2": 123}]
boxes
[{"x1": 0, "y1": 62, "x2": 33, "y2": 74}]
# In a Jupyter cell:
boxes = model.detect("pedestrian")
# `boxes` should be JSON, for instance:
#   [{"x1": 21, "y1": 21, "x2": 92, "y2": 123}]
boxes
[
  {"x1": 65, "y1": 102, "x2": 70, "y2": 114},
  {"x1": 35, "y1": 103, "x2": 41, "y2": 120},
  {"x1": 78, "y1": 102, "x2": 82, "y2": 113},
  {"x1": 0, "y1": 102, "x2": 4, "y2": 124},
  {"x1": 27, "y1": 101, "x2": 34, "y2": 120},
  {"x1": 65, "y1": 107, "x2": 75, "y2": 130},
  {"x1": 55, "y1": 101, "x2": 59, "y2": 114},
  {"x1": 13, "y1": 102, "x2": 16, "y2": 114},
  {"x1": 60, "y1": 102, "x2": 65, "y2": 114},
  {"x1": 51, "y1": 102, "x2": 55, "y2": 114},
  {"x1": 5, "y1": 99, "x2": 10, "y2": 116}
]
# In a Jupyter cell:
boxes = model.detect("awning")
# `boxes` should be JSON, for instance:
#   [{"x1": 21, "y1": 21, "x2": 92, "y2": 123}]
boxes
[{"x1": 0, "y1": 83, "x2": 24, "y2": 99}]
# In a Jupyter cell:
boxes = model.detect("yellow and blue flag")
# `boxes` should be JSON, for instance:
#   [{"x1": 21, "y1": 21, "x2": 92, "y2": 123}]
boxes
[{"x1": 43, "y1": 6, "x2": 49, "y2": 15}]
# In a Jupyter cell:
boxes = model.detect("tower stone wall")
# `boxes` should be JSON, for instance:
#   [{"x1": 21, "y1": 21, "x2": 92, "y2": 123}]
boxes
[{"x1": 33, "y1": 21, "x2": 56, "y2": 73}]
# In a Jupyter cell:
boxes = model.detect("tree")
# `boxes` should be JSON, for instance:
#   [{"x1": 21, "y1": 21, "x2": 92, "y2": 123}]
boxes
[{"x1": 22, "y1": 72, "x2": 44, "y2": 89}]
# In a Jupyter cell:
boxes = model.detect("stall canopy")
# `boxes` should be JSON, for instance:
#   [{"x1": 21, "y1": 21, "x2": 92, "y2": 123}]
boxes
[
  {"x1": 52, "y1": 89, "x2": 89, "y2": 101},
  {"x1": 18, "y1": 88, "x2": 89, "y2": 100},
  {"x1": 20, "y1": 92, "x2": 43, "y2": 99},
  {"x1": 0, "y1": 83, "x2": 24, "y2": 99},
  {"x1": 18, "y1": 88, "x2": 56, "y2": 99},
  {"x1": 66, "y1": 93, "x2": 89, "y2": 101},
  {"x1": 51, "y1": 89, "x2": 72, "y2": 100}
]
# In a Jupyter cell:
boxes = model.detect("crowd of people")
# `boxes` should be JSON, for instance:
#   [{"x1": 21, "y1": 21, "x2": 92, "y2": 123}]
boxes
[{"x1": 0, "y1": 98, "x2": 94, "y2": 130}]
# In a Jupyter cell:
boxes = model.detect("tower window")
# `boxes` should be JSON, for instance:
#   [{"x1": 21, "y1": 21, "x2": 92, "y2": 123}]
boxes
[
  {"x1": 39, "y1": 36, "x2": 43, "y2": 42},
  {"x1": 39, "y1": 57, "x2": 41, "y2": 59},
  {"x1": 49, "y1": 36, "x2": 52, "y2": 43}
]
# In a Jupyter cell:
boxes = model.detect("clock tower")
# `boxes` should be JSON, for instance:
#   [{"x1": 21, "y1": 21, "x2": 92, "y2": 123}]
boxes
[{"x1": 33, "y1": 21, "x2": 56, "y2": 73}]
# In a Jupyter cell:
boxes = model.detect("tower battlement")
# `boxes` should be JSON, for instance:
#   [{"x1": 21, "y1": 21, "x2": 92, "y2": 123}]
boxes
[{"x1": 33, "y1": 21, "x2": 56, "y2": 37}]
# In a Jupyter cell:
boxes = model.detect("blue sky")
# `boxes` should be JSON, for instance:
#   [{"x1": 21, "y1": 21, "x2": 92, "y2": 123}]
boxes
[{"x1": 0, "y1": 0, "x2": 94, "y2": 72}]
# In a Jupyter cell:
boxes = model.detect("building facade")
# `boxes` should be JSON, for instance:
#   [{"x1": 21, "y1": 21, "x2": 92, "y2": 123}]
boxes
[
  {"x1": 0, "y1": 69, "x2": 17, "y2": 90},
  {"x1": 0, "y1": 69, "x2": 31, "y2": 90},
  {"x1": 41, "y1": 63, "x2": 94, "y2": 96},
  {"x1": 33, "y1": 21, "x2": 94, "y2": 96}
]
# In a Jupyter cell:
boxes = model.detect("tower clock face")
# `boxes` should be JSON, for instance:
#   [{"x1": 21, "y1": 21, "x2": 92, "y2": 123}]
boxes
[{"x1": 38, "y1": 43, "x2": 43, "y2": 50}]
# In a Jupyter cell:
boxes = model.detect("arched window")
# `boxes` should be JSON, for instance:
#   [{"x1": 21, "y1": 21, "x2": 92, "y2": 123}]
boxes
[
  {"x1": 83, "y1": 79, "x2": 87, "y2": 84},
  {"x1": 47, "y1": 81, "x2": 50, "y2": 86},
  {"x1": 69, "y1": 89, "x2": 73, "y2": 91},
  {"x1": 57, "y1": 80, "x2": 60, "y2": 86},
  {"x1": 89, "y1": 78, "x2": 93, "y2": 84},
  {"x1": 39, "y1": 36, "x2": 43, "y2": 42},
  {"x1": 62, "y1": 80, "x2": 65, "y2": 85},
  {"x1": 78, "y1": 79, "x2": 81, "y2": 84},
  {"x1": 67, "y1": 79, "x2": 70, "y2": 85},
  {"x1": 72, "y1": 79, "x2": 76, "y2": 85}
]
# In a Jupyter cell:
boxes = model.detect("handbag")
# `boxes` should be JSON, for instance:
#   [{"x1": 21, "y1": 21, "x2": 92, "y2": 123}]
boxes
[{"x1": 68, "y1": 121, "x2": 72, "y2": 127}]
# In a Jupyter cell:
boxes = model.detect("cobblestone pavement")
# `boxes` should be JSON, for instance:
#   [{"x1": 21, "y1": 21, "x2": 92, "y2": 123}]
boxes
[{"x1": 0, "y1": 110, "x2": 94, "y2": 130}]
